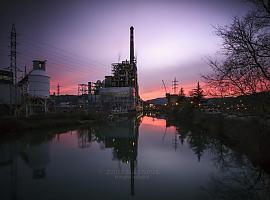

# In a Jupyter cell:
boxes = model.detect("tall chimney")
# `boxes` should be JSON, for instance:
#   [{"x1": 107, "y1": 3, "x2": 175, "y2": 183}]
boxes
[{"x1": 130, "y1": 26, "x2": 134, "y2": 65}]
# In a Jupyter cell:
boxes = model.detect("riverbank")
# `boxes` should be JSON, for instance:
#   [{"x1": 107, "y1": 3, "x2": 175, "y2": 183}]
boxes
[
  {"x1": 0, "y1": 112, "x2": 107, "y2": 134},
  {"x1": 171, "y1": 109, "x2": 270, "y2": 173}
]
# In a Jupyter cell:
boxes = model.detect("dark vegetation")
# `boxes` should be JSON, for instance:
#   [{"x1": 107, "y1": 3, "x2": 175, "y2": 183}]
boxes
[
  {"x1": 172, "y1": 106, "x2": 270, "y2": 170},
  {"x1": 0, "y1": 112, "x2": 107, "y2": 134}
]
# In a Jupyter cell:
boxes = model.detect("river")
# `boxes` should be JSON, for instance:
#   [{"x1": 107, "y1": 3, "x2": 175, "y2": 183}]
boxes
[{"x1": 0, "y1": 115, "x2": 269, "y2": 200}]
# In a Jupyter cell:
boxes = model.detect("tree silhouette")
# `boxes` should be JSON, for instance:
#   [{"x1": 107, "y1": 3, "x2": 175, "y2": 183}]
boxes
[
  {"x1": 189, "y1": 82, "x2": 204, "y2": 106},
  {"x1": 177, "y1": 87, "x2": 186, "y2": 104},
  {"x1": 203, "y1": 0, "x2": 270, "y2": 96},
  {"x1": 188, "y1": 130, "x2": 209, "y2": 162}
]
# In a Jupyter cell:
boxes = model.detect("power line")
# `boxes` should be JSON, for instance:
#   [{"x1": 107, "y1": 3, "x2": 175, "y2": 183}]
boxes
[
  {"x1": 1, "y1": 29, "x2": 115, "y2": 95},
  {"x1": 18, "y1": 45, "x2": 101, "y2": 73},
  {"x1": 18, "y1": 51, "x2": 99, "y2": 75},
  {"x1": 17, "y1": 43, "x2": 104, "y2": 76},
  {"x1": 19, "y1": 37, "x2": 108, "y2": 69},
  {"x1": 3, "y1": 38, "x2": 107, "y2": 77},
  {"x1": 2, "y1": 34, "x2": 112, "y2": 79}
]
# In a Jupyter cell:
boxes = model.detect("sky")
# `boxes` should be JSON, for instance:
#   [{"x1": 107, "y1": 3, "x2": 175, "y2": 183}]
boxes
[{"x1": 0, "y1": 0, "x2": 253, "y2": 100}]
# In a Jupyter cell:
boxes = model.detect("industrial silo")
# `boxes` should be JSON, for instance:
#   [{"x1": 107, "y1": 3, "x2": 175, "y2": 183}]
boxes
[{"x1": 28, "y1": 60, "x2": 50, "y2": 98}]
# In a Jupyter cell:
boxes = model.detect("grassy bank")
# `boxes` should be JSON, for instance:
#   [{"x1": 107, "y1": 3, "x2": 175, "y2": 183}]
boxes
[{"x1": 0, "y1": 112, "x2": 107, "y2": 134}]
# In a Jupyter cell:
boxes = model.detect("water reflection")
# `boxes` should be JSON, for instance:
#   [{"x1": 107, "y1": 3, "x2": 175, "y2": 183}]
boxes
[
  {"x1": 0, "y1": 133, "x2": 53, "y2": 200},
  {"x1": 172, "y1": 115, "x2": 270, "y2": 199},
  {"x1": 0, "y1": 115, "x2": 270, "y2": 200},
  {"x1": 23, "y1": 142, "x2": 50, "y2": 179},
  {"x1": 76, "y1": 117, "x2": 140, "y2": 196},
  {"x1": 204, "y1": 150, "x2": 270, "y2": 200}
]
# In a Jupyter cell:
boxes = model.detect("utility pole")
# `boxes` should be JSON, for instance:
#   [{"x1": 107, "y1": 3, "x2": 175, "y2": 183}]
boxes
[
  {"x1": 57, "y1": 83, "x2": 61, "y2": 96},
  {"x1": 9, "y1": 24, "x2": 17, "y2": 115},
  {"x1": 172, "y1": 77, "x2": 178, "y2": 94},
  {"x1": 24, "y1": 66, "x2": 28, "y2": 117}
]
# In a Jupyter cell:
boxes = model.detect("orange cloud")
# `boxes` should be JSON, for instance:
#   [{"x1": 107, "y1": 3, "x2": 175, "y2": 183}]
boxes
[
  {"x1": 49, "y1": 68, "x2": 95, "y2": 95},
  {"x1": 140, "y1": 82, "x2": 198, "y2": 100}
]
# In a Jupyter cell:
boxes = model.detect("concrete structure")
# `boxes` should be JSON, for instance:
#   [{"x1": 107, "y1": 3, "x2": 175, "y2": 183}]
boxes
[
  {"x1": 20, "y1": 60, "x2": 50, "y2": 98},
  {"x1": 98, "y1": 87, "x2": 135, "y2": 111},
  {"x1": 18, "y1": 60, "x2": 50, "y2": 115},
  {"x1": 99, "y1": 87, "x2": 134, "y2": 97}
]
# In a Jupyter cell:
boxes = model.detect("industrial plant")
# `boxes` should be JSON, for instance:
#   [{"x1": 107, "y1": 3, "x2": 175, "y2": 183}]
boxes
[
  {"x1": 81, "y1": 26, "x2": 142, "y2": 113},
  {"x1": 0, "y1": 25, "x2": 142, "y2": 117}
]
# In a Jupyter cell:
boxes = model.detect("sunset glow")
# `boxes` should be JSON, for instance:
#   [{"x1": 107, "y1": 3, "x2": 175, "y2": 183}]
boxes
[{"x1": 0, "y1": 0, "x2": 252, "y2": 100}]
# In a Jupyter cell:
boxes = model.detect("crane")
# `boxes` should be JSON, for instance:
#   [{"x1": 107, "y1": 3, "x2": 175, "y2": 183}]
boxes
[
  {"x1": 162, "y1": 80, "x2": 168, "y2": 94},
  {"x1": 162, "y1": 80, "x2": 170, "y2": 106}
]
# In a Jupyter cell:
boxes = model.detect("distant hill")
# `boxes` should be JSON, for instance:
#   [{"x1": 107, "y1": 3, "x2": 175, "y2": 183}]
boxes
[{"x1": 145, "y1": 97, "x2": 167, "y2": 105}]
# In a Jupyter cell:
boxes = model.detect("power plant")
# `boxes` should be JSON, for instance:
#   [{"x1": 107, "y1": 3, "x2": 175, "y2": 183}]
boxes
[
  {"x1": 88, "y1": 26, "x2": 142, "y2": 113},
  {"x1": 0, "y1": 24, "x2": 141, "y2": 116}
]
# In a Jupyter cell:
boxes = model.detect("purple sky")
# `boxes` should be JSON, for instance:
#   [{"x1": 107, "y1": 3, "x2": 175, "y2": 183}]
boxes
[{"x1": 0, "y1": 0, "x2": 253, "y2": 99}]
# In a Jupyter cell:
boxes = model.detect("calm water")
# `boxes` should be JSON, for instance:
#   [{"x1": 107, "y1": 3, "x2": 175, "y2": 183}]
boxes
[{"x1": 0, "y1": 116, "x2": 270, "y2": 200}]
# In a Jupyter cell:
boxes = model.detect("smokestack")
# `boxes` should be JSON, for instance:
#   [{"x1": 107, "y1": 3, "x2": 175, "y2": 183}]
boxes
[{"x1": 130, "y1": 26, "x2": 134, "y2": 65}]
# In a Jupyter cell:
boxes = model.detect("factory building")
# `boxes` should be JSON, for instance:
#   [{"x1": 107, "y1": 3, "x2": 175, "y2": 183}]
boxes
[
  {"x1": 0, "y1": 69, "x2": 21, "y2": 114},
  {"x1": 0, "y1": 60, "x2": 50, "y2": 116},
  {"x1": 0, "y1": 69, "x2": 14, "y2": 105},
  {"x1": 89, "y1": 26, "x2": 141, "y2": 113},
  {"x1": 105, "y1": 60, "x2": 137, "y2": 88}
]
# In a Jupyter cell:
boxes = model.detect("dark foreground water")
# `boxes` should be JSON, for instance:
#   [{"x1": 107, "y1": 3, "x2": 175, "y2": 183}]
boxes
[{"x1": 0, "y1": 116, "x2": 270, "y2": 200}]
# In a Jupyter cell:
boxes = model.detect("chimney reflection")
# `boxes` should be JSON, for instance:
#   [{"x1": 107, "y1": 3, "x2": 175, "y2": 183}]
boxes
[
  {"x1": 98, "y1": 117, "x2": 140, "y2": 196},
  {"x1": 77, "y1": 116, "x2": 141, "y2": 196}
]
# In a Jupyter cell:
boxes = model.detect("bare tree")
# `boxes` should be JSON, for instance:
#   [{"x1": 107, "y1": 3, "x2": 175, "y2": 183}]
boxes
[
  {"x1": 247, "y1": 0, "x2": 270, "y2": 16},
  {"x1": 203, "y1": 57, "x2": 270, "y2": 96},
  {"x1": 203, "y1": 0, "x2": 270, "y2": 96}
]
